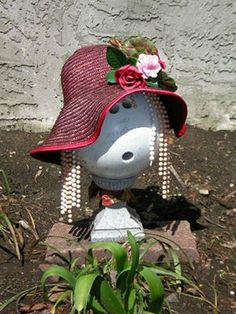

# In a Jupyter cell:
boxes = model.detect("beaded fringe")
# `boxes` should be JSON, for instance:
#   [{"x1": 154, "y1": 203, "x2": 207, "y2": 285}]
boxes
[
  {"x1": 60, "y1": 150, "x2": 81, "y2": 223},
  {"x1": 144, "y1": 93, "x2": 171, "y2": 199},
  {"x1": 59, "y1": 93, "x2": 171, "y2": 222}
]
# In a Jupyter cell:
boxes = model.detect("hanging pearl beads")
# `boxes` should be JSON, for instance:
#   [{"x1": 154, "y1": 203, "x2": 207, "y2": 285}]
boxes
[
  {"x1": 144, "y1": 93, "x2": 171, "y2": 199},
  {"x1": 76, "y1": 159, "x2": 81, "y2": 208},
  {"x1": 60, "y1": 150, "x2": 72, "y2": 222},
  {"x1": 143, "y1": 92, "x2": 159, "y2": 166},
  {"x1": 158, "y1": 100, "x2": 171, "y2": 199},
  {"x1": 60, "y1": 150, "x2": 81, "y2": 223}
]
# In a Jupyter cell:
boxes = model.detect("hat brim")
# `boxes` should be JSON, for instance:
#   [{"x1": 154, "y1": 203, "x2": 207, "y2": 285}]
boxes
[{"x1": 30, "y1": 87, "x2": 187, "y2": 164}]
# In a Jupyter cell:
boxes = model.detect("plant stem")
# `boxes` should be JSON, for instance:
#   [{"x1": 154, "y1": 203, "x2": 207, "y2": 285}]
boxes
[{"x1": 0, "y1": 169, "x2": 10, "y2": 199}]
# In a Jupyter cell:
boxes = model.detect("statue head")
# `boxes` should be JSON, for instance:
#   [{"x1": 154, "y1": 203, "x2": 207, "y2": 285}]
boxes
[{"x1": 30, "y1": 37, "x2": 188, "y2": 223}]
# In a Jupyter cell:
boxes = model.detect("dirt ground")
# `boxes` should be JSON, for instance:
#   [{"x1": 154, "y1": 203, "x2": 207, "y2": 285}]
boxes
[{"x1": 0, "y1": 125, "x2": 235, "y2": 313}]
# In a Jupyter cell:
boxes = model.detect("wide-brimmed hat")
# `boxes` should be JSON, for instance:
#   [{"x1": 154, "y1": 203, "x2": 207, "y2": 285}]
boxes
[{"x1": 30, "y1": 39, "x2": 187, "y2": 164}]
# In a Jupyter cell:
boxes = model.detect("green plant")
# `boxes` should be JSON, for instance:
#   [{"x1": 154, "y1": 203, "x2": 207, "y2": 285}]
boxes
[
  {"x1": 0, "y1": 169, "x2": 10, "y2": 199},
  {"x1": 40, "y1": 232, "x2": 193, "y2": 314},
  {"x1": 0, "y1": 232, "x2": 220, "y2": 314},
  {"x1": 0, "y1": 206, "x2": 39, "y2": 263},
  {"x1": 0, "y1": 207, "x2": 22, "y2": 260}
]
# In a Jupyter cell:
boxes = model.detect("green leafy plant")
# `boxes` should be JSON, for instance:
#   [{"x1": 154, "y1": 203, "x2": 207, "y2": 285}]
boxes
[
  {"x1": 40, "y1": 232, "x2": 196, "y2": 314},
  {"x1": 40, "y1": 232, "x2": 165, "y2": 313},
  {"x1": 0, "y1": 233, "x2": 220, "y2": 313}
]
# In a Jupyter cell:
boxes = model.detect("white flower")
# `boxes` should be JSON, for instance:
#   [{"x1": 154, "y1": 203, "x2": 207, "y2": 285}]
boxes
[{"x1": 137, "y1": 54, "x2": 162, "y2": 79}]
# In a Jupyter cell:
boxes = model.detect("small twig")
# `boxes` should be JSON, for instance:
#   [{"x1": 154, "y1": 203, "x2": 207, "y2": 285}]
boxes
[
  {"x1": 223, "y1": 189, "x2": 236, "y2": 201},
  {"x1": 204, "y1": 216, "x2": 225, "y2": 229},
  {"x1": 24, "y1": 207, "x2": 40, "y2": 240},
  {"x1": 209, "y1": 195, "x2": 233, "y2": 209},
  {"x1": 208, "y1": 190, "x2": 236, "y2": 209},
  {"x1": 169, "y1": 164, "x2": 187, "y2": 189},
  {"x1": 169, "y1": 151, "x2": 181, "y2": 157}
]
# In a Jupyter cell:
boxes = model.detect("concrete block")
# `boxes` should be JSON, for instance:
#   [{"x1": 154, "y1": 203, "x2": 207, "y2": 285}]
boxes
[{"x1": 45, "y1": 220, "x2": 199, "y2": 264}]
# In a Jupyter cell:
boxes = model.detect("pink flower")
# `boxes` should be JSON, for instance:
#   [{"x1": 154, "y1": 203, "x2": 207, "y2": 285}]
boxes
[
  {"x1": 137, "y1": 54, "x2": 162, "y2": 79},
  {"x1": 115, "y1": 65, "x2": 147, "y2": 90}
]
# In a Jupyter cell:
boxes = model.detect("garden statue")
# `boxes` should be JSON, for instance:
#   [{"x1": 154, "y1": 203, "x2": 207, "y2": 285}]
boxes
[{"x1": 30, "y1": 36, "x2": 187, "y2": 242}]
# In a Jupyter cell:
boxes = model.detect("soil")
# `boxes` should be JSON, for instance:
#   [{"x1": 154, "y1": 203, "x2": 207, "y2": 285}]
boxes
[{"x1": 0, "y1": 126, "x2": 235, "y2": 314}]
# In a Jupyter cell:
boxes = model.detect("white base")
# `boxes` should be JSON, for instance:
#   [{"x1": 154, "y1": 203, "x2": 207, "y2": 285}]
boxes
[{"x1": 91, "y1": 202, "x2": 145, "y2": 242}]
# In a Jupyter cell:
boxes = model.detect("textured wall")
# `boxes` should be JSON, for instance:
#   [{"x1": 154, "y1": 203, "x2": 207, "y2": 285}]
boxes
[{"x1": 0, "y1": 0, "x2": 235, "y2": 131}]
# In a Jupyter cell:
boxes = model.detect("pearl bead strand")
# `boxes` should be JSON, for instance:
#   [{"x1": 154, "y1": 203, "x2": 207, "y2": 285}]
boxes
[
  {"x1": 60, "y1": 150, "x2": 82, "y2": 223},
  {"x1": 143, "y1": 93, "x2": 159, "y2": 166},
  {"x1": 144, "y1": 93, "x2": 171, "y2": 199},
  {"x1": 60, "y1": 150, "x2": 73, "y2": 223},
  {"x1": 157, "y1": 100, "x2": 171, "y2": 199},
  {"x1": 76, "y1": 157, "x2": 81, "y2": 209}
]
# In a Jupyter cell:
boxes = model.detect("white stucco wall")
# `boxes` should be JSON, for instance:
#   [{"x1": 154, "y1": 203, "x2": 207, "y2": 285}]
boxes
[{"x1": 0, "y1": 0, "x2": 235, "y2": 131}]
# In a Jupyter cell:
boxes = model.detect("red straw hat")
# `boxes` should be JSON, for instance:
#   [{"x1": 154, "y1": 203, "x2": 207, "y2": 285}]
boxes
[{"x1": 30, "y1": 39, "x2": 187, "y2": 164}]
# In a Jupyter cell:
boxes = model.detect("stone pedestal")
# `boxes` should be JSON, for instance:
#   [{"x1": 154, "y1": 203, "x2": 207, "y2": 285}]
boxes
[
  {"x1": 44, "y1": 220, "x2": 199, "y2": 265},
  {"x1": 91, "y1": 202, "x2": 145, "y2": 242}
]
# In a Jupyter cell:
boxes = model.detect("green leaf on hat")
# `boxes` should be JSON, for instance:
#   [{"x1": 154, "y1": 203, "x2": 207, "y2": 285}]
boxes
[
  {"x1": 127, "y1": 57, "x2": 137, "y2": 66},
  {"x1": 158, "y1": 71, "x2": 178, "y2": 92},
  {"x1": 107, "y1": 46, "x2": 127, "y2": 69},
  {"x1": 122, "y1": 36, "x2": 158, "y2": 58},
  {"x1": 147, "y1": 80, "x2": 158, "y2": 88},
  {"x1": 106, "y1": 70, "x2": 116, "y2": 84}
]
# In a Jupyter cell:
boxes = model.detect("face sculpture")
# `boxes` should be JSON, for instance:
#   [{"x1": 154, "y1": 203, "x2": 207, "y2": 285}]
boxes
[
  {"x1": 30, "y1": 40, "x2": 187, "y2": 235},
  {"x1": 59, "y1": 92, "x2": 171, "y2": 225},
  {"x1": 75, "y1": 92, "x2": 171, "y2": 241},
  {"x1": 77, "y1": 92, "x2": 170, "y2": 192}
]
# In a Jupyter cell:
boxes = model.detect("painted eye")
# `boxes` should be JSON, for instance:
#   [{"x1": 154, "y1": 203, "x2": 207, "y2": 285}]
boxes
[
  {"x1": 109, "y1": 105, "x2": 119, "y2": 114},
  {"x1": 122, "y1": 101, "x2": 132, "y2": 109}
]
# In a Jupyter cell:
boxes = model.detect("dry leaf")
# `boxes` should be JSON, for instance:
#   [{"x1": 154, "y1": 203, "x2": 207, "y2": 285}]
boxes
[
  {"x1": 186, "y1": 287, "x2": 200, "y2": 296},
  {"x1": 48, "y1": 286, "x2": 67, "y2": 302},
  {"x1": 19, "y1": 302, "x2": 48, "y2": 312}
]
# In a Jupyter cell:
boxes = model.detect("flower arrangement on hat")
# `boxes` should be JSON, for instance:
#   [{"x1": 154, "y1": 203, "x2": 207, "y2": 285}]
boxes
[{"x1": 106, "y1": 36, "x2": 177, "y2": 92}]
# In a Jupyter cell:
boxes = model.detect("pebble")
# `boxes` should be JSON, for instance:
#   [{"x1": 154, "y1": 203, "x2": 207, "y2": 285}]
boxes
[
  {"x1": 166, "y1": 292, "x2": 179, "y2": 303},
  {"x1": 199, "y1": 189, "x2": 209, "y2": 195},
  {"x1": 229, "y1": 290, "x2": 235, "y2": 296}
]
